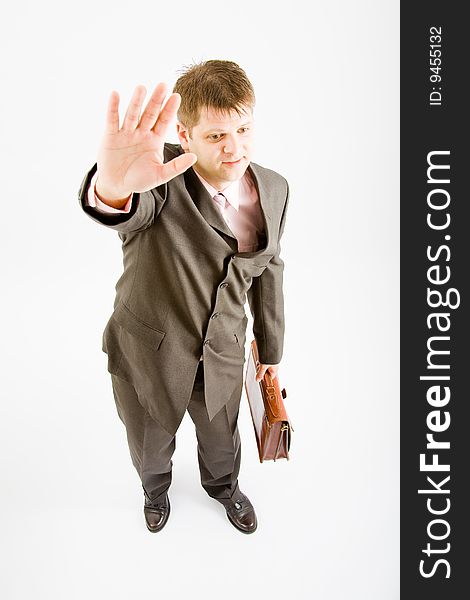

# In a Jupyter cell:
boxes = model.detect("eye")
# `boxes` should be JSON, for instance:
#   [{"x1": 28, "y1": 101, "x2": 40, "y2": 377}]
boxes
[
  {"x1": 208, "y1": 133, "x2": 224, "y2": 141},
  {"x1": 239, "y1": 127, "x2": 250, "y2": 133}
]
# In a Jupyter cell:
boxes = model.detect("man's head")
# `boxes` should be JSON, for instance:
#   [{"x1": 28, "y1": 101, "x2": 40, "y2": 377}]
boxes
[{"x1": 173, "y1": 60, "x2": 256, "y2": 190}]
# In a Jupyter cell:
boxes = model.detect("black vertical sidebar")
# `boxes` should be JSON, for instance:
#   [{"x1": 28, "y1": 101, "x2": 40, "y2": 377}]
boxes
[{"x1": 401, "y1": 3, "x2": 469, "y2": 598}]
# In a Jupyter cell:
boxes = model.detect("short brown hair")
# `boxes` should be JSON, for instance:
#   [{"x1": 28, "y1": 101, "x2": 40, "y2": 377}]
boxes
[{"x1": 173, "y1": 59, "x2": 255, "y2": 136}]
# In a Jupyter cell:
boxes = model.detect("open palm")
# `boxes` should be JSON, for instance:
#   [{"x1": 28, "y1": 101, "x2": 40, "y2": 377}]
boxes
[{"x1": 96, "y1": 82, "x2": 197, "y2": 201}]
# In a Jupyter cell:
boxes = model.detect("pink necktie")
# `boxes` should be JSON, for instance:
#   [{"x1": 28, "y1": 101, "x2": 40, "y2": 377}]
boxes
[{"x1": 213, "y1": 192, "x2": 229, "y2": 211}]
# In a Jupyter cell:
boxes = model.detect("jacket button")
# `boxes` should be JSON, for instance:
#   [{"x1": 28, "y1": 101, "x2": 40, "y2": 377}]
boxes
[
  {"x1": 219, "y1": 282, "x2": 229, "y2": 289},
  {"x1": 204, "y1": 340, "x2": 210, "y2": 346},
  {"x1": 211, "y1": 313, "x2": 220, "y2": 319}
]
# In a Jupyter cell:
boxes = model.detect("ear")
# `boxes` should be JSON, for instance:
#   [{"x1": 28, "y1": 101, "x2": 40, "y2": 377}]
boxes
[{"x1": 176, "y1": 122, "x2": 190, "y2": 151}]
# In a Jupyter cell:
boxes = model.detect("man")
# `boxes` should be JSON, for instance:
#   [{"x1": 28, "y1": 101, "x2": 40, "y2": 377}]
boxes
[{"x1": 78, "y1": 60, "x2": 289, "y2": 534}]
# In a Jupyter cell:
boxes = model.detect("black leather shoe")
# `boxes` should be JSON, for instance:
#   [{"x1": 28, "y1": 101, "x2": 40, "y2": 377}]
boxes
[
  {"x1": 144, "y1": 494, "x2": 170, "y2": 533},
  {"x1": 224, "y1": 492, "x2": 257, "y2": 534}
]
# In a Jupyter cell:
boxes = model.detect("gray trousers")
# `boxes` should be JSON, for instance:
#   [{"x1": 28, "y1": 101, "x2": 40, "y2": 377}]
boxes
[{"x1": 110, "y1": 360, "x2": 243, "y2": 506}]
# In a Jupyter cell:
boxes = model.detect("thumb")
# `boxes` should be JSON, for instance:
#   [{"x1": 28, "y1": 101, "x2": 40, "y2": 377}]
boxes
[{"x1": 158, "y1": 152, "x2": 197, "y2": 184}]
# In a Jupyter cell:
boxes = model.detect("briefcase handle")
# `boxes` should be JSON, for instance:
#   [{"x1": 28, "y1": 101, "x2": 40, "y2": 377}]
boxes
[
  {"x1": 256, "y1": 361, "x2": 287, "y2": 418},
  {"x1": 263, "y1": 371, "x2": 287, "y2": 398}
]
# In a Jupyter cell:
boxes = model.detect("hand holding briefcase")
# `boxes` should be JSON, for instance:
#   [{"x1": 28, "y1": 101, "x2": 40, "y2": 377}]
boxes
[{"x1": 244, "y1": 339, "x2": 293, "y2": 463}]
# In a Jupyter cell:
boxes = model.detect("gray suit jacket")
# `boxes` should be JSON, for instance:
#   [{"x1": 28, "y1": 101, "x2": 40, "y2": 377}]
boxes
[{"x1": 78, "y1": 143, "x2": 289, "y2": 435}]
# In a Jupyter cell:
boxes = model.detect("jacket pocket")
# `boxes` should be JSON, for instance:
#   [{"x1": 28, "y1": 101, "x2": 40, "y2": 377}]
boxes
[{"x1": 112, "y1": 302, "x2": 166, "y2": 351}]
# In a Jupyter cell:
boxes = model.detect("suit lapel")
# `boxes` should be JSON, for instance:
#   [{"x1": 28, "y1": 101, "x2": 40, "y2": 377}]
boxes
[{"x1": 184, "y1": 166, "x2": 238, "y2": 244}]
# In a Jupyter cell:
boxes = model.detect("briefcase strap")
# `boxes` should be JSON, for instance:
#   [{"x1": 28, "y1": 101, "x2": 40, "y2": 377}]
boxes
[{"x1": 261, "y1": 369, "x2": 283, "y2": 418}]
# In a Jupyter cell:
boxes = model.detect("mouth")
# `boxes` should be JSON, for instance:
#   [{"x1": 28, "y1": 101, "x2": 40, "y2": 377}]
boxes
[{"x1": 222, "y1": 158, "x2": 243, "y2": 166}]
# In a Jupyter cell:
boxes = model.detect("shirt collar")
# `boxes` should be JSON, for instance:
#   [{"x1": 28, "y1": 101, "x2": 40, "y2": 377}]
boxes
[{"x1": 194, "y1": 170, "x2": 240, "y2": 211}]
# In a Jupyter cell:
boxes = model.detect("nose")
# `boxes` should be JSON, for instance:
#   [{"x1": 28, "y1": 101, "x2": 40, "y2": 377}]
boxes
[{"x1": 223, "y1": 135, "x2": 241, "y2": 158}]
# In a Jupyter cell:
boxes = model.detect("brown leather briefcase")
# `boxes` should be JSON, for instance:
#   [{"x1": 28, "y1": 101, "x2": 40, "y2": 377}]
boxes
[{"x1": 244, "y1": 339, "x2": 293, "y2": 462}]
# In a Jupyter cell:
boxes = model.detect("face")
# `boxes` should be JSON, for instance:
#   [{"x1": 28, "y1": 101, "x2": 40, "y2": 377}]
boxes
[{"x1": 177, "y1": 105, "x2": 254, "y2": 191}]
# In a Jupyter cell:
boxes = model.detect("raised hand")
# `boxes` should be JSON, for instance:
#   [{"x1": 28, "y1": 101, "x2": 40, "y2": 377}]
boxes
[{"x1": 95, "y1": 83, "x2": 197, "y2": 205}]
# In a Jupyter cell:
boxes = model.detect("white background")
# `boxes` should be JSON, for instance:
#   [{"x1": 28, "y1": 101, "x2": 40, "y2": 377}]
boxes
[{"x1": 0, "y1": 1, "x2": 399, "y2": 598}]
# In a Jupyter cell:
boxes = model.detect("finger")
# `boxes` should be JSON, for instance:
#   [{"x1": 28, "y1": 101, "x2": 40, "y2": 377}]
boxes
[
  {"x1": 105, "y1": 90, "x2": 120, "y2": 134},
  {"x1": 122, "y1": 85, "x2": 147, "y2": 132},
  {"x1": 151, "y1": 92, "x2": 181, "y2": 138},
  {"x1": 156, "y1": 152, "x2": 197, "y2": 185},
  {"x1": 139, "y1": 82, "x2": 168, "y2": 131},
  {"x1": 256, "y1": 366, "x2": 267, "y2": 382}
]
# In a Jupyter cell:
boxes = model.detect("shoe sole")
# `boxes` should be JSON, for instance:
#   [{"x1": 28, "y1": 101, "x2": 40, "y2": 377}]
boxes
[{"x1": 145, "y1": 498, "x2": 171, "y2": 533}]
